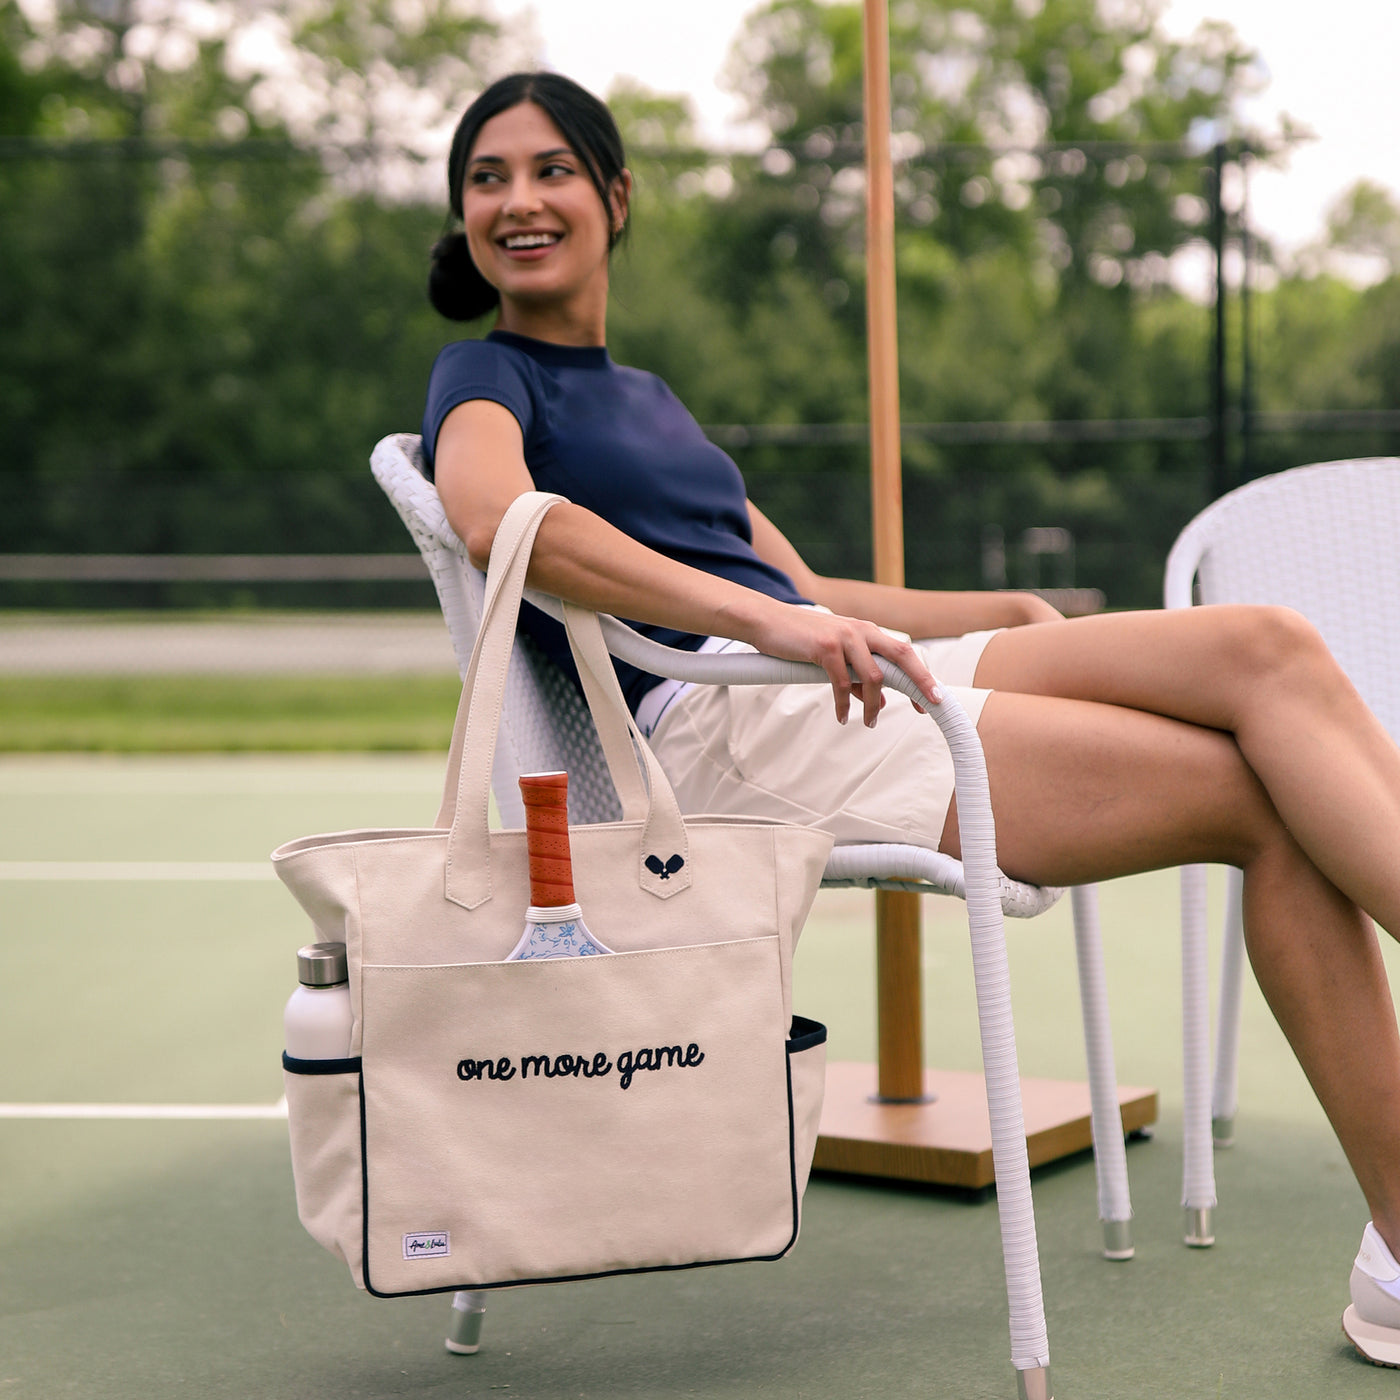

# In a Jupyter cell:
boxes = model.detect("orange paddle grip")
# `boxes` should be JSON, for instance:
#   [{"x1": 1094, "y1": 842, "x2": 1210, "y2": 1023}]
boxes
[{"x1": 519, "y1": 771, "x2": 574, "y2": 907}]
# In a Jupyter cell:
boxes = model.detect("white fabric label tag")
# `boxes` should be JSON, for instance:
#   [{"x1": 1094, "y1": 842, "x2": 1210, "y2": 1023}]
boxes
[{"x1": 403, "y1": 1231, "x2": 450, "y2": 1260}]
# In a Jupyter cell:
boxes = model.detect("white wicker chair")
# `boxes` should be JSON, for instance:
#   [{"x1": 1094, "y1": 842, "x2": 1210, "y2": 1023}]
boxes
[
  {"x1": 372, "y1": 431, "x2": 1140, "y2": 1399},
  {"x1": 1164, "y1": 457, "x2": 1400, "y2": 1248}
]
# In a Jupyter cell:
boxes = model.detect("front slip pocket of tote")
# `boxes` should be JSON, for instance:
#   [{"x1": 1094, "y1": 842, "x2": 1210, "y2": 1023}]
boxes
[{"x1": 359, "y1": 935, "x2": 802, "y2": 1297}]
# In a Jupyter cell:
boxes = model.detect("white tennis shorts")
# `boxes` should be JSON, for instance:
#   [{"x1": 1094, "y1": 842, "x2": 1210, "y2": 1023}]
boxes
[{"x1": 647, "y1": 629, "x2": 1000, "y2": 851}]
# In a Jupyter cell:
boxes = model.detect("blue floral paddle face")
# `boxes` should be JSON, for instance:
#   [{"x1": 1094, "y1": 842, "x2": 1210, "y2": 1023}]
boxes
[{"x1": 506, "y1": 771, "x2": 613, "y2": 962}]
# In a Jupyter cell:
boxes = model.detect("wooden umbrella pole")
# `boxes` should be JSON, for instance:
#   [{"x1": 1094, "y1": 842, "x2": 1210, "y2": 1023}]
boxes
[
  {"x1": 819, "y1": 3, "x2": 1161, "y2": 1178},
  {"x1": 862, "y1": 0, "x2": 925, "y2": 1104},
  {"x1": 862, "y1": 0, "x2": 904, "y2": 589}
]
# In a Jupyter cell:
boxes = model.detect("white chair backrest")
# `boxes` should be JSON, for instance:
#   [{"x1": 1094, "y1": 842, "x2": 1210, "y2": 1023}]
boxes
[
  {"x1": 370, "y1": 432, "x2": 623, "y2": 828},
  {"x1": 1163, "y1": 458, "x2": 1400, "y2": 740}
]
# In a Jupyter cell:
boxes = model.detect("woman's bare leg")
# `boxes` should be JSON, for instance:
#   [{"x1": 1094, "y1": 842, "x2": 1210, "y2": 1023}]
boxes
[
  {"x1": 973, "y1": 606, "x2": 1400, "y2": 935},
  {"x1": 939, "y1": 689, "x2": 1400, "y2": 1250}
]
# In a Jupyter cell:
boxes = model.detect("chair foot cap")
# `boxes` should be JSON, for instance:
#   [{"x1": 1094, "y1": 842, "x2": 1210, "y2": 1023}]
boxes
[
  {"x1": 446, "y1": 1299, "x2": 485, "y2": 1355},
  {"x1": 1183, "y1": 1206, "x2": 1215, "y2": 1247},
  {"x1": 1016, "y1": 1364, "x2": 1053, "y2": 1400},
  {"x1": 1101, "y1": 1219, "x2": 1134, "y2": 1259},
  {"x1": 1212, "y1": 1115, "x2": 1236, "y2": 1147}
]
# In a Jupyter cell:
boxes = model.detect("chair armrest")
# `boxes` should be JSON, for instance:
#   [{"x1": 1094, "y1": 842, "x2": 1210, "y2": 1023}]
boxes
[
  {"x1": 522, "y1": 587, "x2": 925, "y2": 701},
  {"x1": 523, "y1": 587, "x2": 999, "y2": 899}
]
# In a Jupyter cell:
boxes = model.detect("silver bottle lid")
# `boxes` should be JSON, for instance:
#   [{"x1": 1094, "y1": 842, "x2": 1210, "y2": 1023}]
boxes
[{"x1": 296, "y1": 942, "x2": 348, "y2": 987}]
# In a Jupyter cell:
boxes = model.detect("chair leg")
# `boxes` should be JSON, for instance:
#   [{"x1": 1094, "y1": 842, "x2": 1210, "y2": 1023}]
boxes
[
  {"x1": 1180, "y1": 864, "x2": 1217, "y2": 1247},
  {"x1": 1210, "y1": 867, "x2": 1246, "y2": 1147},
  {"x1": 1016, "y1": 1365, "x2": 1054, "y2": 1400},
  {"x1": 445, "y1": 1290, "x2": 488, "y2": 1354},
  {"x1": 951, "y1": 784, "x2": 1051, "y2": 1387},
  {"x1": 1070, "y1": 884, "x2": 1134, "y2": 1259}
]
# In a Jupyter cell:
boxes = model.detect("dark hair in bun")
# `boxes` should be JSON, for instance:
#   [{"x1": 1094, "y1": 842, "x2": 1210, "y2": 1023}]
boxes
[
  {"x1": 427, "y1": 230, "x2": 495, "y2": 321},
  {"x1": 428, "y1": 72, "x2": 629, "y2": 321}
]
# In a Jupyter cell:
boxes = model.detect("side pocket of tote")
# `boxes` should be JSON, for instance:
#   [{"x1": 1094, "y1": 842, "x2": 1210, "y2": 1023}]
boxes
[
  {"x1": 283, "y1": 1055, "x2": 365, "y2": 1288},
  {"x1": 787, "y1": 1016, "x2": 827, "y2": 1201}
]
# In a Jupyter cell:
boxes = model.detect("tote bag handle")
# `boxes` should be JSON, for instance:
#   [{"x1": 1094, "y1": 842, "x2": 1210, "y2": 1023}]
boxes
[
  {"x1": 439, "y1": 491, "x2": 691, "y2": 910},
  {"x1": 450, "y1": 492, "x2": 671, "y2": 830}
]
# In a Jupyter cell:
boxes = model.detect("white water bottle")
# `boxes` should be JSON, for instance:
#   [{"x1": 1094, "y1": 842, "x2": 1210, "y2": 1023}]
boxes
[{"x1": 284, "y1": 942, "x2": 354, "y2": 1059}]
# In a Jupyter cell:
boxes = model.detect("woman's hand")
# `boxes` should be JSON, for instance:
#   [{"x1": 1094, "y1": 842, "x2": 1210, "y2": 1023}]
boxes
[{"x1": 744, "y1": 601, "x2": 944, "y2": 728}]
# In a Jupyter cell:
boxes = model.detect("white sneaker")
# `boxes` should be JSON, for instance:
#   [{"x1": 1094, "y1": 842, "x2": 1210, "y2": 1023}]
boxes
[{"x1": 1343, "y1": 1222, "x2": 1400, "y2": 1366}]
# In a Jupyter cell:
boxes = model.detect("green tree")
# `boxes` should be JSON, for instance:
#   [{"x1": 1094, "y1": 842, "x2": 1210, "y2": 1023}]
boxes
[
  {"x1": 723, "y1": 0, "x2": 1263, "y2": 284},
  {"x1": 577, "y1": 0, "x2": 1284, "y2": 604},
  {"x1": 4, "y1": 0, "x2": 1392, "y2": 615},
  {"x1": 0, "y1": 0, "x2": 515, "y2": 565},
  {"x1": 1321, "y1": 179, "x2": 1400, "y2": 281}
]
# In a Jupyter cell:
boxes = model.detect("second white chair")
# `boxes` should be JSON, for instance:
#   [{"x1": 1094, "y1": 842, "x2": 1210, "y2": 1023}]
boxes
[{"x1": 1164, "y1": 456, "x2": 1400, "y2": 1247}]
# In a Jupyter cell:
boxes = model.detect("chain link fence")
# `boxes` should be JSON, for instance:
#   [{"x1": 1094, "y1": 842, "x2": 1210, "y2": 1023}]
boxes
[{"x1": 3, "y1": 137, "x2": 1397, "y2": 611}]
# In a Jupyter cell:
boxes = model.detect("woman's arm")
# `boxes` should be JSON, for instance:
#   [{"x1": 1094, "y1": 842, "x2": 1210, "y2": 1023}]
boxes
[
  {"x1": 433, "y1": 400, "x2": 942, "y2": 726},
  {"x1": 747, "y1": 500, "x2": 1064, "y2": 636}
]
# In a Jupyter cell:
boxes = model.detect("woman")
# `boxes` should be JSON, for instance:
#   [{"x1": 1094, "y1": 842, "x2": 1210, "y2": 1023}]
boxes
[{"x1": 422, "y1": 72, "x2": 1400, "y2": 1365}]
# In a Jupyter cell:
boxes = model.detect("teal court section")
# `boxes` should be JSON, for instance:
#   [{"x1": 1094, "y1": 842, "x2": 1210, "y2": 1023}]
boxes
[{"x1": 2, "y1": 754, "x2": 1398, "y2": 1397}]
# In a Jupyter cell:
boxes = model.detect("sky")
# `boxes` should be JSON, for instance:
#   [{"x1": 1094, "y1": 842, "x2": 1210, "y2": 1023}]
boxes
[{"x1": 491, "y1": 0, "x2": 1399, "y2": 259}]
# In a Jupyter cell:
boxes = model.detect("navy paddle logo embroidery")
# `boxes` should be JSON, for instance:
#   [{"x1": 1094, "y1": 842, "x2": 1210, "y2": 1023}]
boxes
[{"x1": 645, "y1": 853, "x2": 685, "y2": 880}]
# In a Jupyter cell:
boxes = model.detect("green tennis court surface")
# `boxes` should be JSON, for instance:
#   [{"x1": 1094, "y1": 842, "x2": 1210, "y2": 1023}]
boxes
[{"x1": 3, "y1": 754, "x2": 1395, "y2": 1397}]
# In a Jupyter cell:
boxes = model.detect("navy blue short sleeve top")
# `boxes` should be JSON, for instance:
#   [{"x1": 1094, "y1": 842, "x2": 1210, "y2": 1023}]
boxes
[{"x1": 422, "y1": 329, "x2": 809, "y2": 712}]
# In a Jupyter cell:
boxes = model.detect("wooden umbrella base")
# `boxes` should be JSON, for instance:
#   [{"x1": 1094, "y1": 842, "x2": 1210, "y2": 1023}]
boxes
[{"x1": 813, "y1": 1060, "x2": 1159, "y2": 1191}]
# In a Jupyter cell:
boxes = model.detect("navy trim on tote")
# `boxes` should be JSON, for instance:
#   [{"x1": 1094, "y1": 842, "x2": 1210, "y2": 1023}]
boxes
[
  {"x1": 786, "y1": 1016, "x2": 827, "y2": 1055},
  {"x1": 282, "y1": 1052, "x2": 362, "y2": 1076}
]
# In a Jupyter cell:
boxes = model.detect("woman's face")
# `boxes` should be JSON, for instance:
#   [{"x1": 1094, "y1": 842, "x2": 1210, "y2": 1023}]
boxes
[{"x1": 461, "y1": 101, "x2": 625, "y2": 327}]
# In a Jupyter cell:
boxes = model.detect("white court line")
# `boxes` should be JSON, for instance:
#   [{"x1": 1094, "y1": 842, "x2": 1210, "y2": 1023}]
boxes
[
  {"x1": 0, "y1": 861, "x2": 275, "y2": 881},
  {"x1": 0, "y1": 1098, "x2": 289, "y2": 1120},
  {"x1": 4, "y1": 861, "x2": 288, "y2": 1119}
]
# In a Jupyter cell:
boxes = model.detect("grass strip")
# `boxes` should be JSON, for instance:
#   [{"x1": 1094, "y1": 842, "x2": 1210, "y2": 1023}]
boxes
[{"x1": 0, "y1": 674, "x2": 463, "y2": 752}]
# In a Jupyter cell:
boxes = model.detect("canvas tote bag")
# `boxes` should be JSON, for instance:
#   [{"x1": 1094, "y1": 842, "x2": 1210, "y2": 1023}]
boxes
[{"x1": 273, "y1": 491, "x2": 834, "y2": 1298}]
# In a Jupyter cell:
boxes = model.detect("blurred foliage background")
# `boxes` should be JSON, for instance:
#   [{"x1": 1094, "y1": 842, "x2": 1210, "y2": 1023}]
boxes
[{"x1": 2, "y1": 0, "x2": 1398, "y2": 611}]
